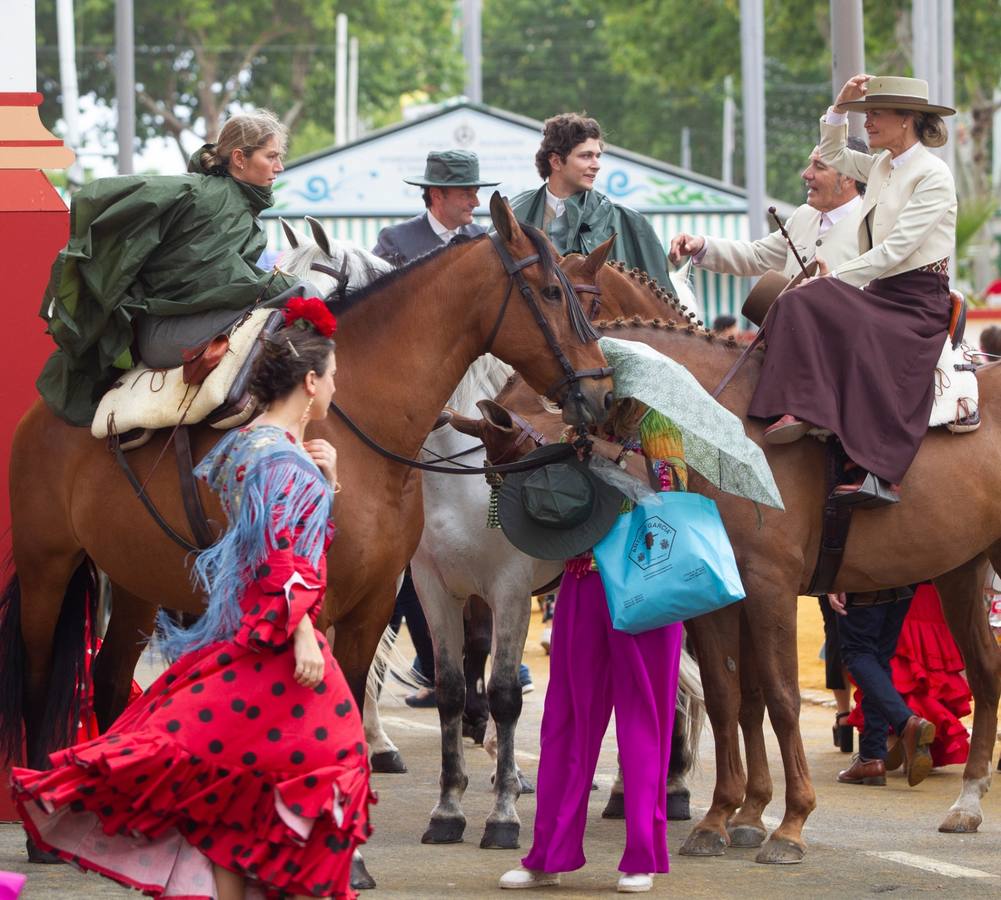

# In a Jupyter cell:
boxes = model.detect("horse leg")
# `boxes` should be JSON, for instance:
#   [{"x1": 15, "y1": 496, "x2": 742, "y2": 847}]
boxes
[
  {"x1": 408, "y1": 566, "x2": 469, "y2": 845},
  {"x1": 742, "y1": 586, "x2": 816, "y2": 865},
  {"x1": 727, "y1": 613, "x2": 772, "y2": 849},
  {"x1": 364, "y1": 626, "x2": 407, "y2": 774},
  {"x1": 480, "y1": 589, "x2": 530, "y2": 850},
  {"x1": 935, "y1": 555, "x2": 1000, "y2": 834},
  {"x1": 92, "y1": 586, "x2": 155, "y2": 732},
  {"x1": 665, "y1": 640, "x2": 705, "y2": 821},
  {"x1": 462, "y1": 596, "x2": 492, "y2": 745},
  {"x1": 331, "y1": 584, "x2": 398, "y2": 892},
  {"x1": 679, "y1": 605, "x2": 745, "y2": 857}
]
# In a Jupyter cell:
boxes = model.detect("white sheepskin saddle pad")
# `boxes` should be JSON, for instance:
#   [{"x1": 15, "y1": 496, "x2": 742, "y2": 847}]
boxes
[
  {"x1": 929, "y1": 337, "x2": 978, "y2": 430},
  {"x1": 91, "y1": 309, "x2": 274, "y2": 439}
]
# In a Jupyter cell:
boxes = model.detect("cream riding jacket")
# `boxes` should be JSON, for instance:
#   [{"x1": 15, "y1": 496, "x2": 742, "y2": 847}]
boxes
[
  {"x1": 697, "y1": 200, "x2": 862, "y2": 278},
  {"x1": 819, "y1": 117, "x2": 957, "y2": 288}
]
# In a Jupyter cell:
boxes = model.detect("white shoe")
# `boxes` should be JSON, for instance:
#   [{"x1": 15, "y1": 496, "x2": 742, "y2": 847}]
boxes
[
  {"x1": 499, "y1": 867, "x2": 561, "y2": 889},
  {"x1": 540, "y1": 625, "x2": 552, "y2": 654},
  {"x1": 617, "y1": 873, "x2": 653, "y2": 893}
]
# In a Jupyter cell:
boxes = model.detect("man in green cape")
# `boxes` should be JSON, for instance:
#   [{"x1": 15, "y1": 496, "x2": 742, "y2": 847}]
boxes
[{"x1": 510, "y1": 113, "x2": 670, "y2": 287}]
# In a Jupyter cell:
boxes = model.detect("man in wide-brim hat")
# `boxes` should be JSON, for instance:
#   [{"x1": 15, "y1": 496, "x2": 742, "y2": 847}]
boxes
[{"x1": 372, "y1": 149, "x2": 500, "y2": 267}]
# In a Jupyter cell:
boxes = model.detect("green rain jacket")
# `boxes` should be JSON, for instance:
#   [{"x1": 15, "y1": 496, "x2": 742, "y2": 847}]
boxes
[
  {"x1": 37, "y1": 146, "x2": 296, "y2": 426},
  {"x1": 510, "y1": 185, "x2": 670, "y2": 288}
]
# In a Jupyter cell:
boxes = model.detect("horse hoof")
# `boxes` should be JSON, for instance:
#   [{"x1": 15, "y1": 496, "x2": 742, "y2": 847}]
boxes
[
  {"x1": 26, "y1": 838, "x2": 62, "y2": 864},
  {"x1": 939, "y1": 810, "x2": 982, "y2": 833},
  {"x1": 421, "y1": 817, "x2": 466, "y2": 844},
  {"x1": 480, "y1": 821, "x2": 520, "y2": 850},
  {"x1": 755, "y1": 837, "x2": 805, "y2": 865},
  {"x1": 667, "y1": 788, "x2": 691, "y2": 821},
  {"x1": 601, "y1": 792, "x2": 625, "y2": 819},
  {"x1": 370, "y1": 750, "x2": 408, "y2": 774},
  {"x1": 350, "y1": 853, "x2": 376, "y2": 890},
  {"x1": 679, "y1": 829, "x2": 727, "y2": 857},
  {"x1": 727, "y1": 824, "x2": 767, "y2": 848}
]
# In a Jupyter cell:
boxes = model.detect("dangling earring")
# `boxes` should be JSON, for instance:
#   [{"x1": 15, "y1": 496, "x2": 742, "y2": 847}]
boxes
[{"x1": 302, "y1": 395, "x2": 314, "y2": 421}]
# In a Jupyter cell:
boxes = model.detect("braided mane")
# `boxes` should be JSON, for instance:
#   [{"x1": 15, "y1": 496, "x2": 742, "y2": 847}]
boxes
[{"x1": 594, "y1": 314, "x2": 746, "y2": 354}]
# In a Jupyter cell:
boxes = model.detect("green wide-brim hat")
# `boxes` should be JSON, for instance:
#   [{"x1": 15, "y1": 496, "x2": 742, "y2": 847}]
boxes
[
  {"x1": 498, "y1": 444, "x2": 625, "y2": 561},
  {"x1": 839, "y1": 76, "x2": 955, "y2": 117},
  {"x1": 403, "y1": 149, "x2": 500, "y2": 188}
]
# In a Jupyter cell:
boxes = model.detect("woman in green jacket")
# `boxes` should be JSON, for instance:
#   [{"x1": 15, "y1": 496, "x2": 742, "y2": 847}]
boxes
[{"x1": 38, "y1": 109, "x2": 308, "y2": 426}]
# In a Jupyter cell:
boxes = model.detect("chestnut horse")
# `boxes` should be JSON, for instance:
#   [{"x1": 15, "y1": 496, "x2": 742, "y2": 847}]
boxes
[
  {"x1": 0, "y1": 197, "x2": 614, "y2": 873},
  {"x1": 480, "y1": 302, "x2": 1001, "y2": 864}
]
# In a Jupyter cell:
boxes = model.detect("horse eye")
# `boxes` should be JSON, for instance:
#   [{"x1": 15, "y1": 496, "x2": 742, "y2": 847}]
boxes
[{"x1": 541, "y1": 285, "x2": 563, "y2": 303}]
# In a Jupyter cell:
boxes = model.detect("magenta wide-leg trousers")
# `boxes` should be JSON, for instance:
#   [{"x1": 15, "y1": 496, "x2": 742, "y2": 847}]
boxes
[{"x1": 522, "y1": 570, "x2": 684, "y2": 874}]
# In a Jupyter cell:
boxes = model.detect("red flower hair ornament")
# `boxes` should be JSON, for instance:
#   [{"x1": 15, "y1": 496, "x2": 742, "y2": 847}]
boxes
[{"x1": 282, "y1": 297, "x2": 337, "y2": 338}]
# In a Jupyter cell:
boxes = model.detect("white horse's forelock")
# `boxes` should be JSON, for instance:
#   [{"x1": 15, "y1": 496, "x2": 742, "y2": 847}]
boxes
[{"x1": 281, "y1": 232, "x2": 393, "y2": 298}]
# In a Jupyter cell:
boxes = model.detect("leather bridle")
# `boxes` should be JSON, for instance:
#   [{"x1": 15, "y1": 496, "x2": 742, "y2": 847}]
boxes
[{"x1": 483, "y1": 231, "x2": 611, "y2": 422}]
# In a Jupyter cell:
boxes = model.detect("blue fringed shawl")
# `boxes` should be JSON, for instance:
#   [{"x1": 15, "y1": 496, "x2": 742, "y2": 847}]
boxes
[{"x1": 157, "y1": 425, "x2": 334, "y2": 661}]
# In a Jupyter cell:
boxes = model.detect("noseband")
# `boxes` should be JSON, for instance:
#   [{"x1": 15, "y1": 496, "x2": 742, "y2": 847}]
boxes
[{"x1": 483, "y1": 232, "x2": 612, "y2": 415}]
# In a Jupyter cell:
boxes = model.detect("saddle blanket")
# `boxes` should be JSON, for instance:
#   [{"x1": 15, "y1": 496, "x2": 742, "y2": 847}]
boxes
[
  {"x1": 91, "y1": 309, "x2": 272, "y2": 440},
  {"x1": 929, "y1": 337, "x2": 978, "y2": 429}
]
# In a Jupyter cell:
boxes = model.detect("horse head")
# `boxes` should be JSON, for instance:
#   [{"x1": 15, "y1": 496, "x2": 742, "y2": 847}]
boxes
[
  {"x1": 485, "y1": 193, "x2": 613, "y2": 428},
  {"x1": 560, "y1": 248, "x2": 692, "y2": 325},
  {"x1": 278, "y1": 216, "x2": 393, "y2": 301}
]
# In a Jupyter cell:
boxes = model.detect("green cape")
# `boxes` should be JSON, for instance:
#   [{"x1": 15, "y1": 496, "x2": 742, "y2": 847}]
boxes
[
  {"x1": 510, "y1": 185, "x2": 670, "y2": 288},
  {"x1": 37, "y1": 147, "x2": 296, "y2": 426}
]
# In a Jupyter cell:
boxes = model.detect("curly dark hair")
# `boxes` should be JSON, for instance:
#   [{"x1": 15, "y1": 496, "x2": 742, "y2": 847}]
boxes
[
  {"x1": 535, "y1": 113, "x2": 602, "y2": 179},
  {"x1": 248, "y1": 324, "x2": 336, "y2": 406}
]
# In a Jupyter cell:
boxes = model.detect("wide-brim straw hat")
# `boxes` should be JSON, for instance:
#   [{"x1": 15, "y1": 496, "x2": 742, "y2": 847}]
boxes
[
  {"x1": 741, "y1": 261, "x2": 818, "y2": 327},
  {"x1": 403, "y1": 149, "x2": 500, "y2": 188},
  {"x1": 839, "y1": 76, "x2": 955, "y2": 117},
  {"x1": 498, "y1": 444, "x2": 625, "y2": 561}
]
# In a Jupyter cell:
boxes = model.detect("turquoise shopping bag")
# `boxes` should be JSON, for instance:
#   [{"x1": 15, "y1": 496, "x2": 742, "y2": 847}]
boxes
[{"x1": 592, "y1": 492, "x2": 745, "y2": 633}]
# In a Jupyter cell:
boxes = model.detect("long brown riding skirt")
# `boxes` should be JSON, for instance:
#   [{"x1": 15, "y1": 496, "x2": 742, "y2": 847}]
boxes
[{"x1": 747, "y1": 269, "x2": 950, "y2": 484}]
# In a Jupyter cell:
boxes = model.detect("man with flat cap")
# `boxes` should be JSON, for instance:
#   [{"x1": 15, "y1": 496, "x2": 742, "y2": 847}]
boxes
[{"x1": 373, "y1": 149, "x2": 499, "y2": 267}]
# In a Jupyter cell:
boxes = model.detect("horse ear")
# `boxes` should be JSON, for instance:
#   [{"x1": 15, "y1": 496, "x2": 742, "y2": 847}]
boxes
[
  {"x1": 489, "y1": 192, "x2": 523, "y2": 244},
  {"x1": 280, "y1": 217, "x2": 299, "y2": 249},
  {"x1": 579, "y1": 234, "x2": 617, "y2": 281},
  {"x1": 304, "y1": 216, "x2": 332, "y2": 257},
  {"x1": 476, "y1": 399, "x2": 515, "y2": 431}
]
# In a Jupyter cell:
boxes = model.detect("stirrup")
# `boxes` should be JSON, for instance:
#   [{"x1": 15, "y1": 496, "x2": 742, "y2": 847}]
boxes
[{"x1": 830, "y1": 472, "x2": 899, "y2": 510}]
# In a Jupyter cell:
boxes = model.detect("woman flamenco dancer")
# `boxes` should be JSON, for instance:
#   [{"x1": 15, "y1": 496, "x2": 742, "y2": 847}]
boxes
[{"x1": 11, "y1": 298, "x2": 373, "y2": 900}]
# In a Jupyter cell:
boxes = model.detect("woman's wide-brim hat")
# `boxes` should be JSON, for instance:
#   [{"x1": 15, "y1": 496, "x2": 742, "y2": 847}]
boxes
[
  {"x1": 498, "y1": 444, "x2": 625, "y2": 561},
  {"x1": 403, "y1": 149, "x2": 500, "y2": 188},
  {"x1": 741, "y1": 261, "x2": 818, "y2": 327},
  {"x1": 839, "y1": 76, "x2": 955, "y2": 117}
]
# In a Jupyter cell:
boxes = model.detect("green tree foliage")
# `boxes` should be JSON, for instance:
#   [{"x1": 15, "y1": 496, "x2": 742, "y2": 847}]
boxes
[{"x1": 35, "y1": 0, "x2": 463, "y2": 165}]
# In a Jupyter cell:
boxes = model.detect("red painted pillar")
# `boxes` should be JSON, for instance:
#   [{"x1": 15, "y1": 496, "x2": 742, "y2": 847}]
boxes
[{"x1": 0, "y1": 91, "x2": 74, "y2": 821}]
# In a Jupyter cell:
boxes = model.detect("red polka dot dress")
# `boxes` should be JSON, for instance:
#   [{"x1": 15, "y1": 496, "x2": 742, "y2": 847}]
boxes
[{"x1": 11, "y1": 426, "x2": 373, "y2": 899}]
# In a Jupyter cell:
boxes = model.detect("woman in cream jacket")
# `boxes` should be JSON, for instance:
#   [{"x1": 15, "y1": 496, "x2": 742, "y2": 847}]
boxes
[{"x1": 748, "y1": 74, "x2": 957, "y2": 508}]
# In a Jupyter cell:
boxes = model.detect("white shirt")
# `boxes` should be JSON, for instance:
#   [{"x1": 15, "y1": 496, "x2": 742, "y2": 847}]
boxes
[
  {"x1": 545, "y1": 187, "x2": 567, "y2": 220},
  {"x1": 427, "y1": 210, "x2": 457, "y2": 244},
  {"x1": 819, "y1": 194, "x2": 862, "y2": 235}
]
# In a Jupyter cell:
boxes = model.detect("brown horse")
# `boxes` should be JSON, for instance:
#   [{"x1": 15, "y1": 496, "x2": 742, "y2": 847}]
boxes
[
  {"x1": 0, "y1": 194, "x2": 615, "y2": 802},
  {"x1": 477, "y1": 303, "x2": 1001, "y2": 863}
]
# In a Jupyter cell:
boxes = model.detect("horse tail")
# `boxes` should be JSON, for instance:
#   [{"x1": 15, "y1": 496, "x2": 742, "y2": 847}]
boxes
[
  {"x1": 0, "y1": 559, "x2": 100, "y2": 765},
  {"x1": 0, "y1": 568, "x2": 25, "y2": 763},
  {"x1": 676, "y1": 644, "x2": 705, "y2": 770}
]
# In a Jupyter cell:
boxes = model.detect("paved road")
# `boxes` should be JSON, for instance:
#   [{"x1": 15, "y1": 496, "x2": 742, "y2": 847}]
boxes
[{"x1": 2, "y1": 663, "x2": 998, "y2": 899}]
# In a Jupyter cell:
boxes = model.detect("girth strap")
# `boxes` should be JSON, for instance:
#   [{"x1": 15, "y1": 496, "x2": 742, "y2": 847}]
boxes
[
  {"x1": 112, "y1": 435, "x2": 204, "y2": 555},
  {"x1": 174, "y1": 426, "x2": 217, "y2": 549}
]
